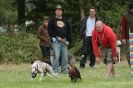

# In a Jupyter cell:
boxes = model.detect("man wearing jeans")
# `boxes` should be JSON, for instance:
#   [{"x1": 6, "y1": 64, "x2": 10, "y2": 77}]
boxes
[{"x1": 48, "y1": 5, "x2": 71, "y2": 74}]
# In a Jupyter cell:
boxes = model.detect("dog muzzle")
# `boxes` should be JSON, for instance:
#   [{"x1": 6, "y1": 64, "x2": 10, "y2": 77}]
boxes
[{"x1": 32, "y1": 72, "x2": 37, "y2": 78}]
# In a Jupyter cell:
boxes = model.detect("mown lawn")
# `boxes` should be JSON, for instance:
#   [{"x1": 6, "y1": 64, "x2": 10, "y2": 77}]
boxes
[{"x1": 0, "y1": 61, "x2": 133, "y2": 88}]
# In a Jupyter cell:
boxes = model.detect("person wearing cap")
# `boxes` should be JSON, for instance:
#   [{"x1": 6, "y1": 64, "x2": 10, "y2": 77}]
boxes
[
  {"x1": 37, "y1": 16, "x2": 51, "y2": 65},
  {"x1": 48, "y1": 5, "x2": 71, "y2": 74},
  {"x1": 121, "y1": 3, "x2": 133, "y2": 66},
  {"x1": 92, "y1": 21, "x2": 118, "y2": 78},
  {"x1": 79, "y1": 6, "x2": 99, "y2": 68}
]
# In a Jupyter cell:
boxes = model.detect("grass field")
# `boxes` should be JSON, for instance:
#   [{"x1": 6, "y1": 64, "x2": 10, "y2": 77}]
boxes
[{"x1": 0, "y1": 61, "x2": 133, "y2": 88}]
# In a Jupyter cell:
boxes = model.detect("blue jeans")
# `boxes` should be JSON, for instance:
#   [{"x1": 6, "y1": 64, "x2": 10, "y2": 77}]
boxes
[{"x1": 52, "y1": 42, "x2": 68, "y2": 73}]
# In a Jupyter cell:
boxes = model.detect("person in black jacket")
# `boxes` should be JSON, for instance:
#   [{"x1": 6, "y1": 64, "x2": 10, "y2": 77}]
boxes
[
  {"x1": 48, "y1": 5, "x2": 71, "y2": 74},
  {"x1": 80, "y1": 6, "x2": 99, "y2": 68}
]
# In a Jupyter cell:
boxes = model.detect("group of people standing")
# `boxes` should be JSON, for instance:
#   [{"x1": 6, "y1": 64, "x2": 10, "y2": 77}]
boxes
[
  {"x1": 37, "y1": 5, "x2": 71, "y2": 74},
  {"x1": 37, "y1": 2, "x2": 133, "y2": 78},
  {"x1": 80, "y1": 6, "x2": 117, "y2": 78}
]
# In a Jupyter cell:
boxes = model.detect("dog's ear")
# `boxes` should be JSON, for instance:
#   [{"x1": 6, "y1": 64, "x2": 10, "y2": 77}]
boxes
[{"x1": 31, "y1": 61, "x2": 34, "y2": 64}]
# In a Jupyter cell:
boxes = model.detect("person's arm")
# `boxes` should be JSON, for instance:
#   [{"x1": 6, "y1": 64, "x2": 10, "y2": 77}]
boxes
[
  {"x1": 65, "y1": 19, "x2": 72, "y2": 43},
  {"x1": 92, "y1": 30, "x2": 100, "y2": 62},
  {"x1": 37, "y1": 27, "x2": 46, "y2": 41},
  {"x1": 121, "y1": 16, "x2": 127, "y2": 43},
  {"x1": 109, "y1": 32, "x2": 118, "y2": 63},
  {"x1": 48, "y1": 18, "x2": 57, "y2": 38},
  {"x1": 80, "y1": 18, "x2": 86, "y2": 38},
  {"x1": 37, "y1": 27, "x2": 44, "y2": 40}
]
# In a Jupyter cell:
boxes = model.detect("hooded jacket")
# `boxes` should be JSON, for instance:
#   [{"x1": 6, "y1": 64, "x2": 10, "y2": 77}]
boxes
[{"x1": 92, "y1": 24, "x2": 117, "y2": 59}]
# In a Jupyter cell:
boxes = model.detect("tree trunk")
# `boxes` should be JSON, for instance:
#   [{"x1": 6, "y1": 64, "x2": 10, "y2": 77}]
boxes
[
  {"x1": 18, "y1": 0, "x2": 25, "y2": 24},
  {"x1": 79, "y1": 0, "x2": 85, "y2": 20}
]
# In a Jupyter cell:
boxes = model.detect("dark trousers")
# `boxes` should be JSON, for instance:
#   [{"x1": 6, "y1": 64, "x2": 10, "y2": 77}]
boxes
[
  {"x1": 80, "y1": 36, "x2": 95, "y2": 67},
  {"x1": 40, "y1": 45, "x2": 51, "y2": 65},
  {"x1": 125, "y1": 40, "x2": 131, "y2": 67}
]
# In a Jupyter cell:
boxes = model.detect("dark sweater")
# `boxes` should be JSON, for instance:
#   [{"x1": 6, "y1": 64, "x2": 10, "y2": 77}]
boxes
[{"x1": 48, "y1": 17, "x2": 71, "y2": 42}]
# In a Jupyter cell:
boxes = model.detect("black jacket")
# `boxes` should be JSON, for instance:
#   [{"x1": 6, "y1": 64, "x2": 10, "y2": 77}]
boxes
[
  {"x1": 48, "y1": 17, "x2": 71, "y2": 43},
  {"x1": 80, "y1": 16, "x2": 99, "y2": 38}
]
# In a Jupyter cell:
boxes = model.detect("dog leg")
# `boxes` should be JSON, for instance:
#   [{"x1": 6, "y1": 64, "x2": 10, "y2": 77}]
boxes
[
  {"x1": 52, "y1": 73, "x2": 59, "y2": 78},
  {"x1": 47, "y1": 73, "x2": 53, "y2": 78},
  {"x1": 31, "y1": 78, "x2": 34, "y2": 81},
  {"x1": 48, "y1": 65, "x2": 59, "y2": 78},
  {"x1": 39, "y1": 73, "x2": 44, "y2": 81}
]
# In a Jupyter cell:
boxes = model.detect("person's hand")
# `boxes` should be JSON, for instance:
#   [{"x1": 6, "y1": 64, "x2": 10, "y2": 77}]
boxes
[
  {"x1": 122, "y1": 39, "x2": 126, "y2": 44},
  {"x1": 113, "y1": 57, "x2": 118, "y2": 64},
  {"x1": 56, "y1": 36, "x2": 62, "y2": 42},
  {"x1": 65, "y1": 41, "x2": 69, "y2": 46},
  {"x1": 52, "y1": 37, "x2": 57, "y2": 43},
  {"x1": 95, "y1": 57, "x2": 100, "y2": 64}
]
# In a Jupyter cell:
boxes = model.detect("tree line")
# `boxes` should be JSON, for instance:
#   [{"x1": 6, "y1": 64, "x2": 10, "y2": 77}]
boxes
[{"x1": 0, "y1": 0, "x2": 132, "y2": 49}]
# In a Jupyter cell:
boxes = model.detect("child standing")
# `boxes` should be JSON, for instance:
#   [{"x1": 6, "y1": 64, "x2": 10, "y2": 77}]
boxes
[{"x1": 37, "y1": 16, "x2": 51, "y2": 65}]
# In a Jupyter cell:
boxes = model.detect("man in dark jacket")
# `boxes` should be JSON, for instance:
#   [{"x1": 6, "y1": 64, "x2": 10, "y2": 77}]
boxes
[
  {"x1": 48, "y1": 5, "x2": 71, "y2": 74},
  {"x1": 80, "y1": 6, "x2": 99, "y2": 68},
  {"x1": 121, "y1": 3, "x2": 133, "y2": 66}
]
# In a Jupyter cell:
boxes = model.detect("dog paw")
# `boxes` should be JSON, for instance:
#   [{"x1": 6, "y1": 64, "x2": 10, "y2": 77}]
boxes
[
  {"x1": 39, "y1": 78, "x2": 42, "y2": 81},
  {"x1": 31, "y1": 78, "x2": 34, "y2": 81}
]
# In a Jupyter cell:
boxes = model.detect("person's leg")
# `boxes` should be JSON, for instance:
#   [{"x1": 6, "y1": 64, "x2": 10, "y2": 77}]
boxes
[
  {"x1": 106, "y1": 49, "x2": 116, "y2": 78},
  {"x1": 41, "y1": 46, "x2": 50, "y2": 62},
  {"x1": 125, "y1": 40, "x2": 130, "y2": 67},
  {"x1": 59, "y1": 53, "x2": 62, "y2": 67},
  {"x1": 61, "y1": 43, "x2": 68, "y2": 74},
  {"x1": 52, "y1": 43, "x2": 61, "y2": 73},
  {"x1": 88, "y1": 37, "x2": 95, "y2": 67},
  {"x1": 80, "y1": 37, "x2": 89, "y2": 68},
  {"x1": 40, "y1": 45, "x2": 46, "y2": 61},
  {"x1": 106, "y1": 63, "x2": 113, "y2": 77},
  {"x1": 111, "y1": 65, "x2": 115, "y2": 77}
]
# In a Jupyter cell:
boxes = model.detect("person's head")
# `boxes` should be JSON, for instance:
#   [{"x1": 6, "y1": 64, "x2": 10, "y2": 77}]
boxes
[
  {"x1": 95, "y1": 21, "x2": 104, "y2": 32},
  {"x1": 88, "y1": 6, "x2": 96, "y2": 17},
  {"x1": 128, "y1": 3, "x2": 133, "y2": 15},
  {"x1": 43, "y1": 16, "x2": 49, "y2": 28},
  {"x1": 55, "y1": 5, "x2": 63, "y2": 17}
]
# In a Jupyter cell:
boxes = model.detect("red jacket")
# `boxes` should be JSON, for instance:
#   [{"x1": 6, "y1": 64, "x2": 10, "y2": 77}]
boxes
[{"x1": 92, "y1": 24, "x2": 117, "y2": 59}]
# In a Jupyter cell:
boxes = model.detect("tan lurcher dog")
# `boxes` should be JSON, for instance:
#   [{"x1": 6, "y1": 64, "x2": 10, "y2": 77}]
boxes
[{"x1": 31, "y1": 61, "x2": 59, "y2": 81}]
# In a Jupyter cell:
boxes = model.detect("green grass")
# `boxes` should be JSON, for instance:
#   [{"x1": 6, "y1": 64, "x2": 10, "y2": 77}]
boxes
[{"x1": 0, "y1": 61, "x2": 133, "y2": 88}]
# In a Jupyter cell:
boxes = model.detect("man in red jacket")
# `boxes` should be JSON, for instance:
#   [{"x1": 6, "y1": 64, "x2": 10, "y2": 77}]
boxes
[{"x1": 92, "y1": 21, "x2": 118, "y2": 78}]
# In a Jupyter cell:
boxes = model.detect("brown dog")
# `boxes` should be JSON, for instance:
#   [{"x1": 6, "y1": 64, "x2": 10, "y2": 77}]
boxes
[{"x1": 68, "y1": 66, "x2": 81, "y2": 82}]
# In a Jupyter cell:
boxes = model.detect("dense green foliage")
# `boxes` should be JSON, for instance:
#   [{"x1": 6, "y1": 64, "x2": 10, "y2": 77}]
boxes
[
  {"x1": 0, "y1": 0, "x2": 17, "y2": 24},
  {"x1": 0, "y1": 32, "x2": 41, "y2": 64}
]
